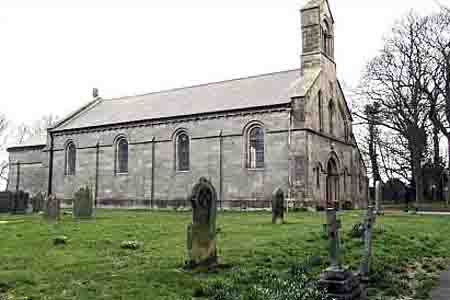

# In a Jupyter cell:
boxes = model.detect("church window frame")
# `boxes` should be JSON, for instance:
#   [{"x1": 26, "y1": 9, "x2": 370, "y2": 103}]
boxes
[
  {"x1": 175, "y1": 130, "x2": 190, "y2": 172},
  {"x1": 316, "y1": 164, "x2": 322, "y2": 190},
  {"x1": 246, "y1": 124, "x2": 265, "y2": 169},
  {"x1": 329, "y1": 99, "x2": 335, "y2": 136},
  {"x1": 65, "y1": 141, "x2": 76, "y2": 176},
  {"x1": 115, "y1": 136, "x2": 129, "y2": 174}
]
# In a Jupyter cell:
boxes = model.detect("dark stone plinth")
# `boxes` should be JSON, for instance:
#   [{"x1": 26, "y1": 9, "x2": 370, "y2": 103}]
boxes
[
  {"x1": 319, "y1": 268, "x2": 363, "y2": 300},
  {"x1": 184, "y1": 177, "x2": 218, "y2": 272}
]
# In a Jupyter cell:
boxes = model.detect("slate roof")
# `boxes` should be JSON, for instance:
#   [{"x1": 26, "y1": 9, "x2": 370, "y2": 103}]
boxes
[
  {"x1": 55, "y1": 69, "x2": 303, "y2": 131},
  {"x1": 7, "y1": 134, "x2": 47, "y2": 151}
]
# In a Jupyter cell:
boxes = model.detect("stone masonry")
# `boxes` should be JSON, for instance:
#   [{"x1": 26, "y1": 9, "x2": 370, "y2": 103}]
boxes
[{"x1": 6, "y1": 0, "x2": 368, "y2": 210}]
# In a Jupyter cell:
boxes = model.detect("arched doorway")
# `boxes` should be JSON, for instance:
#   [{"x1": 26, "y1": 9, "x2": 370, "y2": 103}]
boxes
[{"x1": 326, "y1": 158, "x2": 339, "y2": 208}]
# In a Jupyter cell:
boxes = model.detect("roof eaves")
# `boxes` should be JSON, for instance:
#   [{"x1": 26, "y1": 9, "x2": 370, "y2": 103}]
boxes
[{"x1": 337, "y1": 80, "x2": 353, "y2": 121}]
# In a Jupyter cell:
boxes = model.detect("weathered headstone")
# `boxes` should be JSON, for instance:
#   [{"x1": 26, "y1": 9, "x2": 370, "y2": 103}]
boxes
[
  {"x1": 359, "y1": 205, "x2": 376, "y2": 299},
  {"x1": 375, "y1": 181, "x2": 383, "y2": 215},
  {"x1": 319, "y1": 207, "x2": 363, "y2": 300},
  {"x1": 73, "y1": 186, "x2": 94, "y2": 218},
  {"x1": 0, "y1": 191, "x2": 12, "y2": 213},
  {"x1": 11, "y1": 191, "x2": 29, "y2": 214},
  {"x1": 45, "y1": 195, "x2": 60, "y2": 221},
  {"x1": 32, "y1": 192, "x2": 45, "y2": 213},
  {"x1": 184, "y1": 177, "x2": 218, "y2": 272},
  {"x1": 272, "y1": 188, "x2": 284, "y2": 224}
]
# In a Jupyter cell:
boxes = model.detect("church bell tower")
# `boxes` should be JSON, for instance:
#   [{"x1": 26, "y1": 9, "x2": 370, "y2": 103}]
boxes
[{"x1": 300, "y1": 0, "x2": 335, "y2": 76}]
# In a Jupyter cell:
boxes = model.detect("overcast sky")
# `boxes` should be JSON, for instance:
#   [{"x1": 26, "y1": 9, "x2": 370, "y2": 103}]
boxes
[{"x1": 1, "y1": 0, "x2": 442, "y2": 129}]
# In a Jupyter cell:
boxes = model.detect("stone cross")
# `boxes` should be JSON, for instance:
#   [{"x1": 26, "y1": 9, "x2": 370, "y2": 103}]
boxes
[
  {"x1": 326, "y1": 207, "x2": 342, "y2": 270},
  {"x1": 272, "y1": 188, "x2": 284, "y2": 224},
  {"x1": 45, "y1": 194, "x2": 60, "y2": 221},
  {"x1": 73, "y1": 186, "x2": 94, "y2": 218},
  {"x1": 375, "y1": 181, "x2": 383, "y2": 215},
  {"x1": 319, "y1": 206, "x2": 363, "y2": 299},
  {"x1": 185, "y1": 177, "x2": 218, "y2": 271},
  {"x1": 360, "y1": 205, "x2": 375, "y2": 279}
]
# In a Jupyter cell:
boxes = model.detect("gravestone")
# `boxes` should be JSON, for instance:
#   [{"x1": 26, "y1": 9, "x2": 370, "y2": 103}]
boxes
[
  {"x1": 45, "y1": 195, "x2": 60, "y2": 221},
  {"x1": 319, "y1": 207, "x2": 363, "y2": 300},
  {"x1": 184, "y1": 177, "x2": 218, "y2": 272},
  {"x1": 272, "y1": 188, "x2": 284, "y2": 224},
  {"x1": 359, "y1": 205, "x2": 376, "y2": 299},
  {"x1": 32, "y1": 192, "x2": 45, "y2": 213},
  {"x1": 73, "y1": 186, "x2": 94, "y2": 218},
  {"x1": 11, "y1": 191, "x2": 29, "y2": 214},
  {"x1": 0, "y1": 192, "x2": 12, "y2": 213},
  {"x1": 375, "y1": 181, "x2": 384, "y2": 215}
]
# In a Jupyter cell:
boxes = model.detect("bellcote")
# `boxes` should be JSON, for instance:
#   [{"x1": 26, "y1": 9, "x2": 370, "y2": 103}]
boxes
[{"x1": 300, "y1": 0, "x2": 335, "y2": 73}]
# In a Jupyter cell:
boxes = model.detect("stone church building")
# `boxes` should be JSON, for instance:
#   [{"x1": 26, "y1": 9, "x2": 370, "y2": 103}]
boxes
[{"x1": 7, "y1": 0, "x2": 368, "y2": 209}]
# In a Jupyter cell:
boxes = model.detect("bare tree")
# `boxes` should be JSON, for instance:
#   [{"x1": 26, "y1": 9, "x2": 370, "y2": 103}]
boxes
[
  {"x1": 0, "y1": 114, "x2": 9, "y2": 187},
  {"x1": 357, "y1": 13, "x2": 432, "y2": 205},
  {"x1": 0, "y1": 114, "x2": 58, "y2": 190}
]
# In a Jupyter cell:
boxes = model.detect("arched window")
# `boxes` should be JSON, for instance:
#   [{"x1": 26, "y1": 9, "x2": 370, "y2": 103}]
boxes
[
  {"x1": 322, "y1": 26, "x2": 328, "y2": 55},
  {"x1": 65, "y1": 142, "x2": 76, "y2": 175},
  {"x1": 329, "y1": 100, "x2": 335, "y2": 136},
  {"x1": 318, "y1": 91, "x2": 323, "y2": 132},
  {"x1": 116, "y1": 137, "x2": 128, "y2": 174},
  {"x1": 248, "y1": 126, "x2": 264, "y2": 169},
  {"x1": 316, "y1": 166, "x2": 321, "y2": 189},
  {"x1": 176, "y1": 132, "x2": 190, "y2": 171}
]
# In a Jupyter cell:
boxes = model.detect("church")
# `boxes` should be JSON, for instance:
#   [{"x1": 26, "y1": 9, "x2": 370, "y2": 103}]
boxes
[{"x1": 7, "y1": 0, "x2": 368, "y2": 209}]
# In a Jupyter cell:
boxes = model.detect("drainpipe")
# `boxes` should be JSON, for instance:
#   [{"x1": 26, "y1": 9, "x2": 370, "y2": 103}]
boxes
[
  {"x1": 219, "y1": 130, "x2": 223, "y2": 210},
  {"x1": 151, "y1": 136, "x2": 155, "y2": 209},
  {"x1": 288, "y1": 108, "x2": 293, "y2": 204},
  {"x1": 94, "y1": 142, "x2": 99, "y2": 208},
  {"x1": 47, "y1": 133, "x2": 54, "y2": 196},
  {"x1": 15, "y1": 161, "x2": 20, "y2": 192}
]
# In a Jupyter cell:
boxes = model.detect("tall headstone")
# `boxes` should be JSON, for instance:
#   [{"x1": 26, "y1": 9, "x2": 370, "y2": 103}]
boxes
[
  {"x1": 11, "y1": 191, "x2": 29, "y2": 214},
  {"x1": 272, "y1": 188, "x2": 284, "y2": 224},
  {"x1": 32, "y1": 192, "x2": 45, "y2": 213},
  {"x1": 319, "y1": 207, "x2": 363, "y2": 300},
  {"x1": 73, "y1": 186, "x2": 94, "y2": 218},
  {"x1": 45, "y1": 195, "x2": 60, "y2": 221},
  {"x1": 375, "y1": 181, "x2": 383, "y2": 215},
  {"x1": 184, "y1": 177, "x2": 218, "y2": 272},
  {"x1": 360, "y1": 205, "x2": 376, "y2": 299}
]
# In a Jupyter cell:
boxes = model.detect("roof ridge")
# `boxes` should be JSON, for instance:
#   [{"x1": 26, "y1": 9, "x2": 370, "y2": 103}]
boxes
[{"x1": 104, "y1": 68, "x2": 301, "y2": 101}]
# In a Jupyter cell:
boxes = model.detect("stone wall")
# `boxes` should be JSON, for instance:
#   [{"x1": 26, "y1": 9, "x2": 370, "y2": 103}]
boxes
[
  {"x1": 50, "y1": 109, "x2": 291, "y2": 208},
  {"x1": 7, "y1": 147, "x2": 48, "y2": 196}
]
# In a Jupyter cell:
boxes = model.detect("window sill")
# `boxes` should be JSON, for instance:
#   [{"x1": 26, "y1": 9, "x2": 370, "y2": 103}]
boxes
[
  {"x1": 176, "y1": 170, "x2": 191, "y2": 174},
  {"x1": 247, "y1": 168, "x2": 265, "y2": 172},
  {"x1": 115, "y1": 172, "x2": 129, "y2": 176}
]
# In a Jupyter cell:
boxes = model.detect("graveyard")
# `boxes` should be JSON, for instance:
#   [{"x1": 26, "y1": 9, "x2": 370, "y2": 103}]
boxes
[{"x1": 0, "y1": 208, "x2": 449, "y2": 300}]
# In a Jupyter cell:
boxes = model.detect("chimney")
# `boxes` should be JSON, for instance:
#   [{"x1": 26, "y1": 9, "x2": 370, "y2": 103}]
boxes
[{"x1": 93, "y1": 88, "x2": 99, "y2": 99}]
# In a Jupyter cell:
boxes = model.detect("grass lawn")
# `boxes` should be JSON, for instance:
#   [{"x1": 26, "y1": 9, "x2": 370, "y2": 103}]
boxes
[{"x1": 0, "y1": 210, "x2": 449, "y2": 300}]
